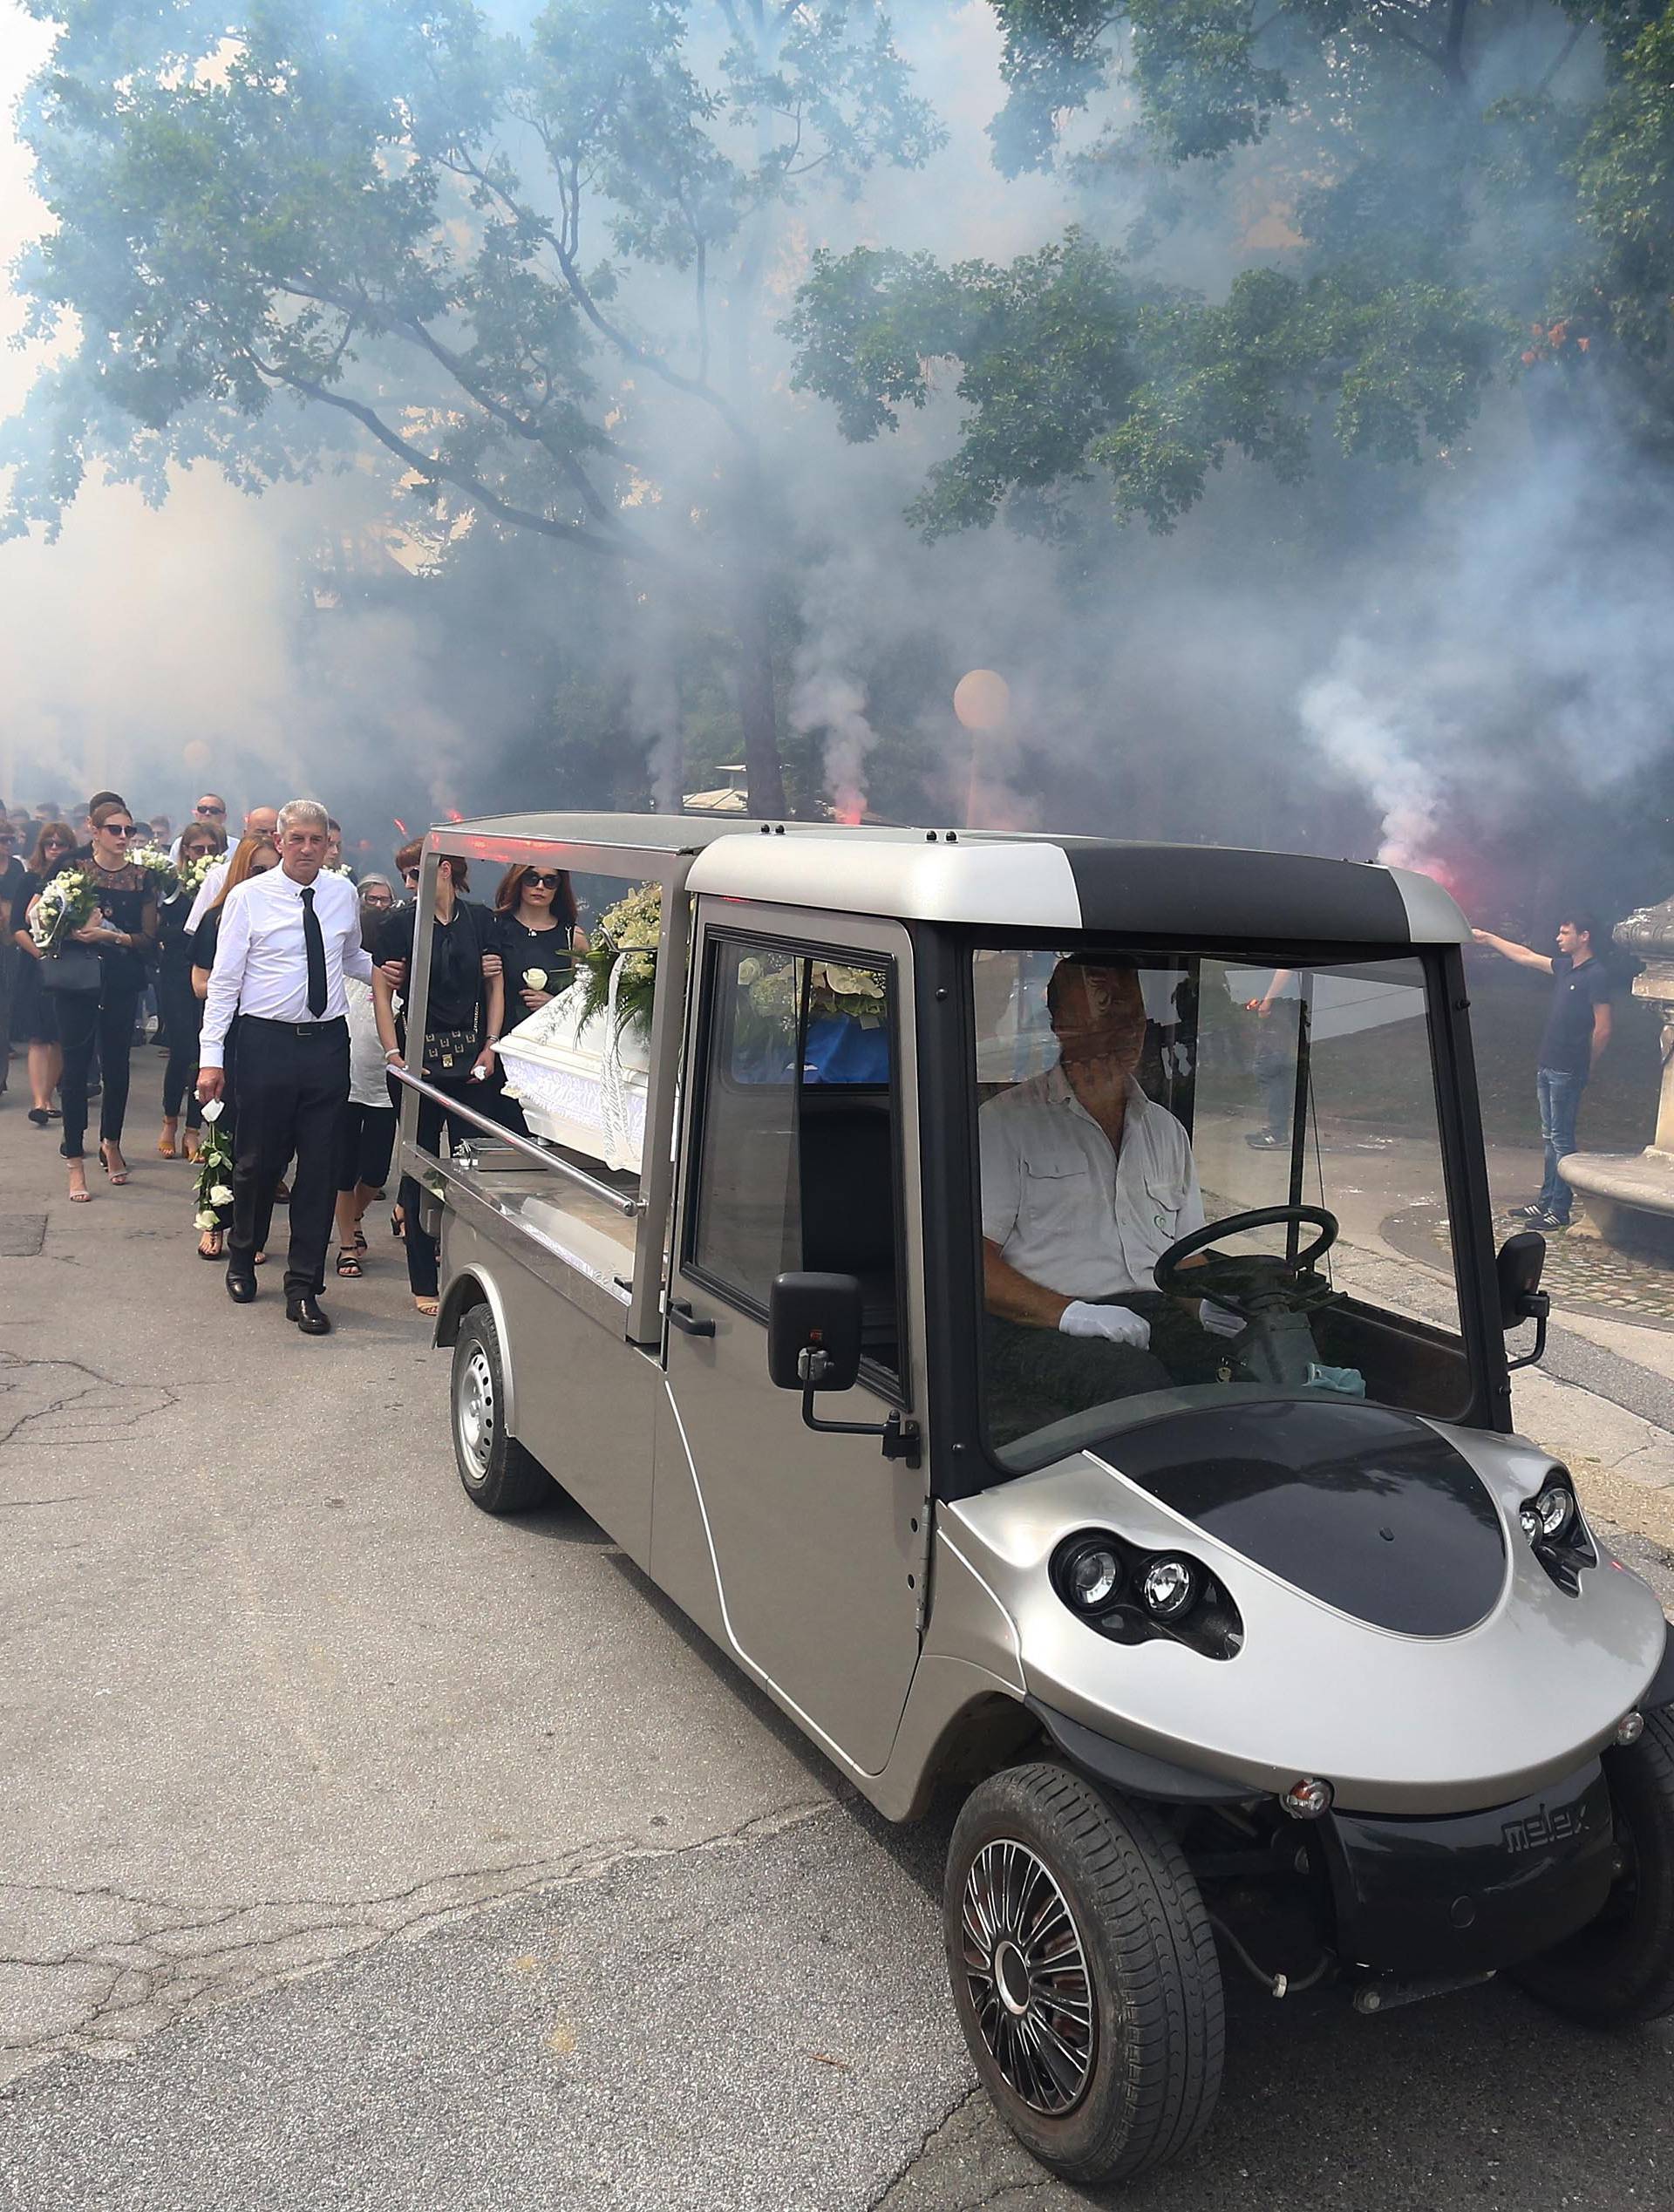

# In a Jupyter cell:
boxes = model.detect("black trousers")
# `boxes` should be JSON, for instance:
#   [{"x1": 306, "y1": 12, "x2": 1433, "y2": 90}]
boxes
[
  {"x1": 398, "y1": 1076, "x2": 479, "y2": 1301},
  {"x1": 58, "y1": 987, "x2": 140, "y2": 1160},
  {"x1": 228, "y1": 1017, "x2": 350, "y2": 1299},
  {"x1": 160, "y1": 966, "x2": 204, "y2": 1125}
]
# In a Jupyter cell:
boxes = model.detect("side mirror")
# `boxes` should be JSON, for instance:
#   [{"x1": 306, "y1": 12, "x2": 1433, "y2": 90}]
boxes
[
  {"x1": 767, "y1": 1272, "x2": 863, "y2": 1392},
  {"x1": 1496, "y1": 1231, "x2": 1550, "y2": 1371},
  {"x1": 1495, "y1": 1231, "x2": 1547, "y2": 1330},
  {"x1": 766, "y1": 1271, "x2": 919, "y2": 1466}
]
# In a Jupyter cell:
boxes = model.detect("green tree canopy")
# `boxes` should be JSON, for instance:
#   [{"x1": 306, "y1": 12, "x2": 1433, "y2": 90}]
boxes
[
  {"x1": 786, "y1": 3, "x2": 1674, "y2": 539},
  {"x1": 6, "y1": 0, "x2": 942, "y2": 811}
]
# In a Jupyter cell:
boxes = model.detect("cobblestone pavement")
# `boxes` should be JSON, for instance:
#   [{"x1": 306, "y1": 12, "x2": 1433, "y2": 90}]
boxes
[{"x1": 1385, "y1": 1199, "x2": 1674, "y2": 1329}]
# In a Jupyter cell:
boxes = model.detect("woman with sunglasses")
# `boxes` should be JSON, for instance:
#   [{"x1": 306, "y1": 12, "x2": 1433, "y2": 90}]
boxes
[
  {"x1": 10, "y1": 820, "x2": 77, "y2": 1125},
  {"x1": 491, "y1": 861, "x2": 588, "y2": 1035},
  {"x1": 155, "y1": 820, "x2": 224, "y2": 1161},
  {"x1": 56, "y1": 801, "x2": 159, "y2": 1200}
]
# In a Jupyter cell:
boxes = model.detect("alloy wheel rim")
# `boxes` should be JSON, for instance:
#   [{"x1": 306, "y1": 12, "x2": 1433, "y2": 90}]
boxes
[
  {"x1": 961, "y1": 1839, "x2": 1094, "y2": 2114},
  {"x1": 458, "y1": 1345, "x2": 495, "y2": 1480}
]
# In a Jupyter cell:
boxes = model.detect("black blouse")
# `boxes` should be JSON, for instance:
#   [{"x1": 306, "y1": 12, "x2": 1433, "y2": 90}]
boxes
[
  {"x1": 380, "y1": 899, "x2": 494, "y2": 1039},
  {"x1": 492, "y1": 913, "x2": 575, "y2": 1033},
  {"x1": 84, "y1": 861, "x2": 154, "y2": 990}
]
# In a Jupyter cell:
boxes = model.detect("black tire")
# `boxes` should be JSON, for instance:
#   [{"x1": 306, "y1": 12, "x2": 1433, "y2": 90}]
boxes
[
  {"x1": 944, "y1": 1761, "x2": 1224, "y2": 2188},
  {"x1": 1514, "y1": 1706, "x2": 1674, "y2": 2025},
  {"x1": 449, "y1": 1304, "x2": 555, "y2": 1514}
]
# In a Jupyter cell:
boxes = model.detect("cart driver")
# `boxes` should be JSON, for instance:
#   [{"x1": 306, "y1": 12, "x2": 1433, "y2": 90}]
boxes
[{"x1": 980, "y1": 956, "x2": 1245, "y2": 1442}]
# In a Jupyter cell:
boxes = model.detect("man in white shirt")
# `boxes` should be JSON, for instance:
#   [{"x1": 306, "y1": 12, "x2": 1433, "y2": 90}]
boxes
[
  {"x1": 186, "y1": 804, "x2": 279, "y2": 932},
  {"x1": 981, "y1": 959, "x2": 1242, "y2": 1445},
  {"x1": 198, "y1": 799, "x2": 372, "y2": 1334}
]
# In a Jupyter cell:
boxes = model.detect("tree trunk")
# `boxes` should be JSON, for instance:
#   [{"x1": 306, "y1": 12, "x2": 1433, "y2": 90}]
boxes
[{"x1": 721, "y1": 435, "x2": 787, "y2": 819}]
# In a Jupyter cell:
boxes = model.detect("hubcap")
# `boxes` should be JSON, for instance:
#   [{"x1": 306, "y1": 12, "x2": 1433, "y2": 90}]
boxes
[
  {"x1": 961, "y1": 1840, "x2": 1094, "y2": 2114},
  {"x1": 457, "y1": 1344, "x2": 495, "y2": 1480}
]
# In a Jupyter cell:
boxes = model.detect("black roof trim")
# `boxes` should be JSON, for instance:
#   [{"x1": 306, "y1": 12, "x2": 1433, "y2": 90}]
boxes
[{"x1": 1062, "y1": 844, "x2": 1412, "y2": 945}]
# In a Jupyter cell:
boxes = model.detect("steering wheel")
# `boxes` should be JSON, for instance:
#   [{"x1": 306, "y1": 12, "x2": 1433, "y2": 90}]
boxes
[{"x1": 1153, "y1": 1204, "x2": 1339, "y2": 1321}]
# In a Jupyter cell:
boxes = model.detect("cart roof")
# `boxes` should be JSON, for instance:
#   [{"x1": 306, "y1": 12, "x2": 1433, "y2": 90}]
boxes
[{"x1": 436, "y1": 813, "x2": 1467, "y2": 946}]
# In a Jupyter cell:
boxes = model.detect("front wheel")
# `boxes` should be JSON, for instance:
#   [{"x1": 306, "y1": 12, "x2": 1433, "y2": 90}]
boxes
[
  {"x1": 944, "y1": 1762, "x2": 1224, "y2": 2188},
  {"x1": 450, "y1": 1305, "x2": 556, "y2": 1514},
  {"x1": 1514, "y1": 1706, "x2": 1674, "y2": 2024}
]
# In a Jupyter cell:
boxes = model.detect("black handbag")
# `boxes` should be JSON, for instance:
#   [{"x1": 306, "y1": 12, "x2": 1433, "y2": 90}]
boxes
[{"x1": 39, "y1": 943, "x2": 102, "y2": 995}]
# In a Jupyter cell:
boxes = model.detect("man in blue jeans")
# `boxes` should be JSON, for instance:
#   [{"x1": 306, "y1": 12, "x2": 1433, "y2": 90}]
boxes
[{"x1": 1472, "y1": 915, "x2": 1613, "y2": 1230}]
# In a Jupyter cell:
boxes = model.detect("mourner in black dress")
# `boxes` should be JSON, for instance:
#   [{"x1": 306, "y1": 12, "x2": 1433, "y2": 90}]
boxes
[
  {"x1": 374, "y1": 854, "x2": 504, "y2": 1315},
  {"x1": 9, "y1": 821, "x2": 76, "y2": 1125},
  {"x1": 490, "y1": 861, "x2": 586, "y2": 1032},
  {"x1": 55, "y1": 805, "x2": 159, "y2": 1200}
]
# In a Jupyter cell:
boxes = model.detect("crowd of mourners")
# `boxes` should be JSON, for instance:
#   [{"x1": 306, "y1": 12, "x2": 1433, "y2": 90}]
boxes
[{"x1": 0, "y1": 787, "x2": 586, "y2": 1320}]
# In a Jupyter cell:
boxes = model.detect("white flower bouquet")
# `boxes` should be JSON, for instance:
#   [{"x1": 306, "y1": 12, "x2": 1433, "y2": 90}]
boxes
[
  {"x1": 579, "y1": 880, "x2": 662, "y2": 1030},
  {"x1": 126, "y1": 844, "x2": 179, "y2": 891},
  {"x1": 192, "y1": 1108, "x2": 235, "y2": 1227},
  {"x1": 179, "y1": 849, "x2": 220, "y2": 894},
  {"x1": 27, "y1": 867, "x2": 96, "y2": 952}
]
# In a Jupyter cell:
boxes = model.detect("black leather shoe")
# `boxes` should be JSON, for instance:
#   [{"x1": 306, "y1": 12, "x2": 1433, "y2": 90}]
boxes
[
  {"x1": 286, "y1": 1295, "x2": 331, "y2": 1336},
  {"x1": 226, "y1": 1269, "x2": 257, "y2": 1304}
]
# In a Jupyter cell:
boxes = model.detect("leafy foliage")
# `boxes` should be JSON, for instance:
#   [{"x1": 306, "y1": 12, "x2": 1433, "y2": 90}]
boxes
[{"x1": 788, "y1": 2, "x2": 1674, "y2": 539}]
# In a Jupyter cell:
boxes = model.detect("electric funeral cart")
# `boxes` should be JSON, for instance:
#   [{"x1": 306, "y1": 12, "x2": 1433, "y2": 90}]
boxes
[{"x1": 394, "y1": 815, "x2": 1674, "y2": 2188}]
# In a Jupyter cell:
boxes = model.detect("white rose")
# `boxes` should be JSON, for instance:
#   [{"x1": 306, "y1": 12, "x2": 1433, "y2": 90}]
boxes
[
  {"x1": 208, "y1": 1184, "x2": 235, "y2": 1207},
  {"x1": 524, "y1": 967, "x2": 548, "y2": 991},
  {"x1": 194, "y1": 1209, "x2": 218, "y2": 1229}
]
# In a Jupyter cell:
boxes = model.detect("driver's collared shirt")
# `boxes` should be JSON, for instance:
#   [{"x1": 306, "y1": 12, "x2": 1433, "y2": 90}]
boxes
[{"x1": 980, "y1": 1065, "x2": 1206, "y2": 1300}]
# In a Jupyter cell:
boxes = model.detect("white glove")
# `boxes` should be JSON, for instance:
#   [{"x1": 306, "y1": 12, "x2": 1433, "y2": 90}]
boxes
[
  {"x1": 1058, "y1": 1301, "x2": 1152, "y2": 1349},
  {"x1": 1199, "y1": 1297, "x2": 1246, "y2": 1339}
]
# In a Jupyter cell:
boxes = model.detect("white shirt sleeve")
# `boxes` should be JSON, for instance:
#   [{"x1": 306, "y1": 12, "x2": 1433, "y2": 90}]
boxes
[
  {"x1": 978, "y1": 1103, "x2": 1023, "y2": 1249},
  {"x1": 200, "y1": 887, "x2": 254, "y2": 1070}
]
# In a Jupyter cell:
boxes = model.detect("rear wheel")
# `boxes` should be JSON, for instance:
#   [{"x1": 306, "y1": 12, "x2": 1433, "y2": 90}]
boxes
[
  {"x1": 944, "y1": 1762, "x2": 1223, "y2": 2188},
  {"x1": 1514, "y1": 1706, "x2": 1674, "y2": 2024},
  {"x1": 450, "y1": 1305, "x2": 555, "y2": 1514}
]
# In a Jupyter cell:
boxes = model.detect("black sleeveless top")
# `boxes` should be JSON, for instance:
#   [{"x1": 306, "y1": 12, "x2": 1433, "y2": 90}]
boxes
[{"x1": 85, "y1": 862, "x2": 153, "y2": 990}]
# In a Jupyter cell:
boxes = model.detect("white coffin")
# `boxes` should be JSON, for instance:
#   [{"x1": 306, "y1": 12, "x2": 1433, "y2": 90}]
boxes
[{"x1": 494, "y1": 974, "x2": 650, "y2": 1175}]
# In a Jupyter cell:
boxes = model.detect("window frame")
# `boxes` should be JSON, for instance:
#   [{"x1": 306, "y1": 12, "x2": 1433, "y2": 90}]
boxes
[
  {"x1": 956, "y1": 930, "x2": 1504, "y2": 1484},
  {"x1": 678, "y1": 922, "x2": 912, "y2": 1406}
]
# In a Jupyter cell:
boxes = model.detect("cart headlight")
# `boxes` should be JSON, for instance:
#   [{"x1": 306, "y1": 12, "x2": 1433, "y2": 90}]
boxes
[
  {"x1": 1517, "y1": 1470, "x2": 1595, "y2": 1596},
  {"x1": 1049, "y1": 1532, "x2": 1242, "y2": 1660},
  {"x1": 1140, "y1": 1556, "x2": 1199, "y2": 1621},
  {"x1": 1065, "y1": 1542, "x2": 1122, "y2": 1613},
  {"x1": 1535, "y1": 1485, "x2": 1574, "y2": 1540}
]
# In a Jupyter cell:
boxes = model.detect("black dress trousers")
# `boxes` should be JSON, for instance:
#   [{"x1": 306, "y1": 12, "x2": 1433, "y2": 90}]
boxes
[{"x1": 229, "y1": 1016, "x2": 350, "y2": 1298}]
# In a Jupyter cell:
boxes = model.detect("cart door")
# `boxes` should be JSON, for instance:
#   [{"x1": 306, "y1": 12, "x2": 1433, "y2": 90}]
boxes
[{"x1": 660, "y1": 912, "x2": 923, "y2": 1774}]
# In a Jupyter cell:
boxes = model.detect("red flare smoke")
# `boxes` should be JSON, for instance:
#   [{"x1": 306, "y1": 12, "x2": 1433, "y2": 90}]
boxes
[{"x1": 392, "y1": 817, "x2": 408, "y2": 836}]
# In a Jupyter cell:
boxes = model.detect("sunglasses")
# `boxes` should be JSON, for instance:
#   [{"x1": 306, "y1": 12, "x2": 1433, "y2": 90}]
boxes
[
  {"x1": 102, "y1": 823, "x2": 137, "y2": 837},
  {"x1": 524, "y1": 872, "x2": 561, "y2": 889},
  {"x1": 196, "y1": 804, "x2": 226, "y2": 818},
  {"x1": 401, "y1": 868, "x2": 421, "y2": 884}
]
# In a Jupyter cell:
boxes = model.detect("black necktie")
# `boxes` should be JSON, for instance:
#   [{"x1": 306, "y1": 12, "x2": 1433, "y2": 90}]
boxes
[{"x1": 300, "y1": 885, "x2": 328, "y2": 1018}]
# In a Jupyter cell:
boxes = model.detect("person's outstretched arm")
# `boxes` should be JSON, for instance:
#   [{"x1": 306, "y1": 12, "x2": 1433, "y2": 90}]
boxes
[{"x1": 1472, "y1": 929, "x2": 1554, "y2": 974}]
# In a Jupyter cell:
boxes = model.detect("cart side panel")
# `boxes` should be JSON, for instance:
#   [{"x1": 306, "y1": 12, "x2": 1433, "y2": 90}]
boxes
[{"x1": 440, "y1": 1210, "x2": 658, "y2": 1570}]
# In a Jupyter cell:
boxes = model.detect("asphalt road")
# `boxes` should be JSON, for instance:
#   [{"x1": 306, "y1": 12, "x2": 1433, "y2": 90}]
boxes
[{"x1": 3, "y1": 1062, "x2": 1674, "y2": 2210}]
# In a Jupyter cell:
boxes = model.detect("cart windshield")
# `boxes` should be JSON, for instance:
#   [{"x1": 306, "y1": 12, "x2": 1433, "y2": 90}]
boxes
[{"x1": 972, "y1": 946, "x2": 1473, "y2": 1469}]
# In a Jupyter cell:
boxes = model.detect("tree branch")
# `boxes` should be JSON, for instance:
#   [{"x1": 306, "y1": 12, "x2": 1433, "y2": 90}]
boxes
[{"x1": 1538, "y1": 20, "x2": 1585, "y2": 93}]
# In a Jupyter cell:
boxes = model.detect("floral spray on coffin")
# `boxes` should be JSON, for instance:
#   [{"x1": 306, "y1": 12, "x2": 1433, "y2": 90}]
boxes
[{"x1": 494, "y1": 882, "x2": 661, "y2": 1174}]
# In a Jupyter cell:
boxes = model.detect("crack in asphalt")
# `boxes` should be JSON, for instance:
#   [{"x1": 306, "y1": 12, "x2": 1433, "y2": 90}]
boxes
[
  {"x1": 0, "y1": 1349, "x2": 178, "y2": 1452},
  {"x1": 0, "y1": 1797, "x2": 835, "y2": 2083},
  {"x1": 865, "y1": 2087, "x2": 986, "y2": 2210}
]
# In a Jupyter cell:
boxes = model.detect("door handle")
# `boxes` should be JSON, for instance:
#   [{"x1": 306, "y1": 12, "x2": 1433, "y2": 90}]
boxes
[{"x1": 668, "y1": 1298, "x2": 716, "y2": 1338}]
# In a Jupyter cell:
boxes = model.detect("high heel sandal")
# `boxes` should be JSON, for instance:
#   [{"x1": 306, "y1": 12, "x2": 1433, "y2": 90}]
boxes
[
  {"x1": 99, "y1": 1142, "x2": 129, "y2": 1185},
  {"x1": 157, "y1": 1124, "x2": 179, "y2": 1159},
  {"x1": 197, "y1": 1229, "x2": 224, "y2": 1261},
  {"x1": 68, "y1": 1165, "x2": 91, "y2": 1204}
]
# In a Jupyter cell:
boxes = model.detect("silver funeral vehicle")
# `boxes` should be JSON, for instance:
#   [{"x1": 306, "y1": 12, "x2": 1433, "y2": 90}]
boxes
[{"x1": 397, "y1": 813, "x2": 1674, "y2": 2187}]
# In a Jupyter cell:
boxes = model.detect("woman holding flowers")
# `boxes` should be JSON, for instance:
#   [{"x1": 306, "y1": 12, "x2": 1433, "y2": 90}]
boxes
[
  {"x1": 51, "y1": 802, "x2": 159, "y2": 1200},
  {"x1": 10, "y1": 820, "x2": 76, "y2": 1126},
  {"x1": 155, "y1": 822, "x2": 223, "y2": 1161},
  {"x1": 491, "y1": 862, "x2": 588, "y2": 1035}
]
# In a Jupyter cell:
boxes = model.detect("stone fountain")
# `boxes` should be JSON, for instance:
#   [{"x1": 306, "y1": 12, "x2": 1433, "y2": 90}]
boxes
[{"x1": 1562, "y1": 896, "x2": 1674, "y2": 1265}]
